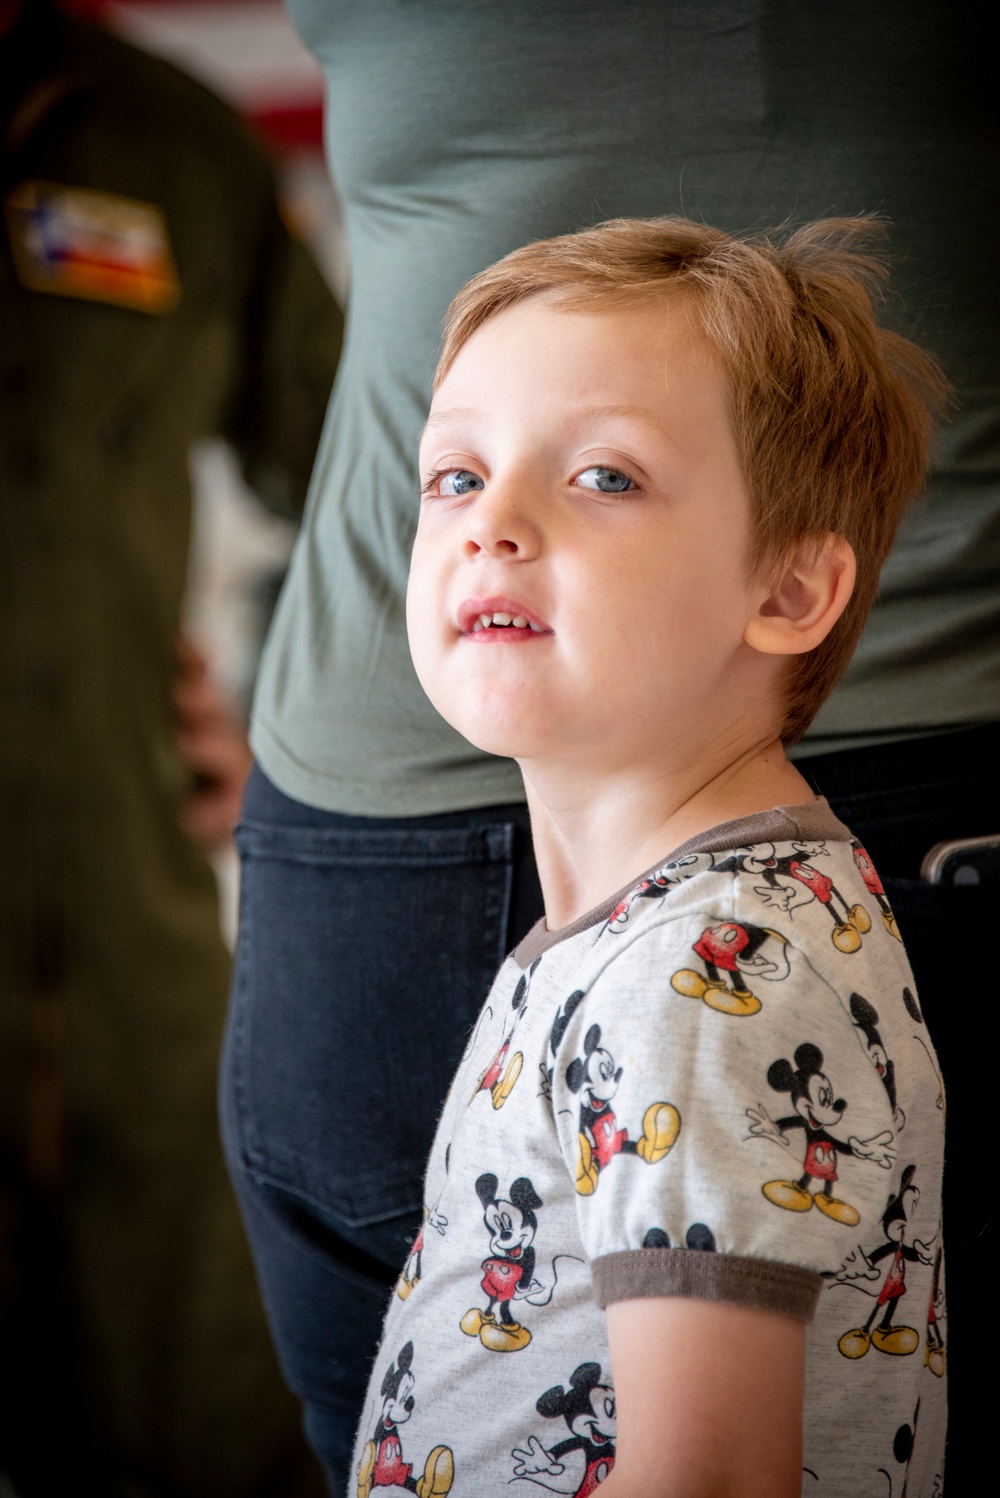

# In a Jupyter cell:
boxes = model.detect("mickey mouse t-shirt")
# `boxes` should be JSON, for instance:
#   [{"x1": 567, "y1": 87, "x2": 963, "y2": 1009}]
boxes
[{"x1": 353, "y1": 801, "x2": 946, "y2": 1498}]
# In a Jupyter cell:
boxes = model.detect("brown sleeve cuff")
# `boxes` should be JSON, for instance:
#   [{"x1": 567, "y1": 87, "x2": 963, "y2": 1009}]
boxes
[{"x1": 591, "y1": 1248, "x2": 821, "y2": 1322}]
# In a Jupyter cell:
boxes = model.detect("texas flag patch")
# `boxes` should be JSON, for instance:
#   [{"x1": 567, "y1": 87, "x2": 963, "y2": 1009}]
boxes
[{"x1": 5, "y1": 180, "x2": 181, "y2": 314}]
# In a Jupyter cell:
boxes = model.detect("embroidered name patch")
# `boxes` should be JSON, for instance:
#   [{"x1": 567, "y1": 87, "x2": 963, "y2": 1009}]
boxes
[{"x1": 5, "y1": 180, "x2": 181, "y2": 314}]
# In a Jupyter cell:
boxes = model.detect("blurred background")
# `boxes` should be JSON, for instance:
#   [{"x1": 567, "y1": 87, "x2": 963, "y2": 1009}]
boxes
[
  {"x1": 1, "y1": 1, "x2": 346, "y2": 1492},
  {"x1": 85, "y1": 0, "x2": 348, "y2": 940}
]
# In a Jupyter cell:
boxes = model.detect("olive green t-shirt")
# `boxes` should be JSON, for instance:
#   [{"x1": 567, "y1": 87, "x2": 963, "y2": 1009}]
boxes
[{"x1": 252, "y1": 0, "x2": 1000, "y2": 815}]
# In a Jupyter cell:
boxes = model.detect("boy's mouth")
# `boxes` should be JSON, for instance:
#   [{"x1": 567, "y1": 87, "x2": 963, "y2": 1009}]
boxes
[{"x1": 457, "y1": 597, "x2": 551, "y2": 639}]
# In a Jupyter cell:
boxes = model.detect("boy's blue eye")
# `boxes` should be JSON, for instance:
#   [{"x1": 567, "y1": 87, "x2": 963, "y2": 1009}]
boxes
[
  {"x1": 576, "y1": 466, "x2": 634, "y2": 493},
  {"x1": 438, "y1": 469, "x2": 485, "y2": 496}
]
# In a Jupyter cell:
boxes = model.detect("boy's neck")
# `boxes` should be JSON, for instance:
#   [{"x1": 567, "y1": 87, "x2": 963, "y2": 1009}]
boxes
[{"x1": 521, "y1": 733, "x2": 816, "y2": 930}]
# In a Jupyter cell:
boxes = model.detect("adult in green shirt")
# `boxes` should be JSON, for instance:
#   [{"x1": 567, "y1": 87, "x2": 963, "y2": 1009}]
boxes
[
  {"x1": 222, "y1": 2, "x2": 997, "y2": 1492},
  {"x1": 1, "y1": 1, "x2": 341, "y2": 1492}
]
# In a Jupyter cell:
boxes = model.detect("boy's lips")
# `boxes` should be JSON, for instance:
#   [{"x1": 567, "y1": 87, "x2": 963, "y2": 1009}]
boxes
[{"x1": 456, "y1": 596, "x2": 552, "y2": 638}]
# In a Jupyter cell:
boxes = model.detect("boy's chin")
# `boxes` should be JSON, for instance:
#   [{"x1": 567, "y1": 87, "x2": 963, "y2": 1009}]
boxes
[
  {"x1": 443, "y1": 702, "x2": 550, "y2": 763},
  {"x1": 452, "y1": 719, "x2": 535, "y2": 761},
  {"x1": 430, "y1": 678, "x2": 556, "y2": 762}
]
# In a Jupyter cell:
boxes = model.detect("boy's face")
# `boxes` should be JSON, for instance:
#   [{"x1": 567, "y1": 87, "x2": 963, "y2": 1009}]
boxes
[{"x1": 408, "y1": 293, "x2": 767, "y2": 771}]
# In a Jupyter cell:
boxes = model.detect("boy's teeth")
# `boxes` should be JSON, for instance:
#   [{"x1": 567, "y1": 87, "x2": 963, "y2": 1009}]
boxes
[{"x1": 473, "y1": 610, "x2": 540, "y2": 631}]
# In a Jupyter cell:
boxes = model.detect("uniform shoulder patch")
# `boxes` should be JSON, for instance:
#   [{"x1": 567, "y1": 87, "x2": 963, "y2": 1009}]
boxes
[{"x1": 4, "y1": 179, "x2": 181, "y2": 314}]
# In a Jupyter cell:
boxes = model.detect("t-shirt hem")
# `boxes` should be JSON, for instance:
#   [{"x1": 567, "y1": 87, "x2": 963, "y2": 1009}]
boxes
[
  {"x1": 592, "y1": 1247, "x2": 821, "y2": 1322},
  {"x1": 250, "y1": 718, "x2": 527, "y2": 817}
]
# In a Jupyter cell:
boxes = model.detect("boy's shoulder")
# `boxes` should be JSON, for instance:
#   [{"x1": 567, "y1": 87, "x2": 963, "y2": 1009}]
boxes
[
  {"x1": 513, "y1": 798, "x2": 915, "y2": 1040},
  {"x1": 517, "y1": 797, "x2": 875, "y2": 965}
]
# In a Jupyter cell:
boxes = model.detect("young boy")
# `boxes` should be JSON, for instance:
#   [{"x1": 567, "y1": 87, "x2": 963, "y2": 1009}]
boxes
[{"x1": 354, "y1": 218, "x2": 948, "y2": 1498}]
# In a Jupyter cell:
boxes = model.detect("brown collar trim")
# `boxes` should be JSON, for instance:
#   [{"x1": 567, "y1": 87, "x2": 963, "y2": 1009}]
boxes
[{"x1": 512, "y1": 797, "x2": 851, "y2": 967}]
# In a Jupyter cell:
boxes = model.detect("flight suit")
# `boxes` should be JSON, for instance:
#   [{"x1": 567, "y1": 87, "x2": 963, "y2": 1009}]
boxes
[{"x1": 0, "y1": 6, "x2": 342, "y2": 1493}]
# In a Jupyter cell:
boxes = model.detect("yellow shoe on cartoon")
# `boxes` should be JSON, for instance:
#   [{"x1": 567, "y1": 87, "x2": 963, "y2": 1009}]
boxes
[
  {"x1": 636, "y1": 1102, "x2": 681, "y2": 1163},
  {"x1": 357, "y1": 1439, "x2": 377, "y2": 1498},
  {"x1": 831, "y1": 921, "x2": 862, "y2": 953},
  {"x1": 480, "y1": 1318, "x2": 531, "y2": 1352},
  {"x1": 670, "y1": 968, "x2": 760, "y2": 1016},
  {"x1": 416, "y1": 1445, "x2": 455, "y2": 1497},
  {"x1": 671, "y1": 967, "x2": 713, "y2": 999},
  {"x1": 460, "y1": 1307, "x2": 487, "y2": 1337},
  {"x1": 883, "y1": 910, "x2": 902, "y2": 941},
  {"x1": 813, "y1": 1193, "x2": 861, "y2": 1226},
  {"x1": 838, "y1": 1327, "x2": 871, "y2": 1359},
  {"x1": 849, "y1": 903, "x2": 872, "y2": 934},
  {"x1": 396, "y1": 1272, "x2": 417, "y2": 1300},
  {"x1": 703, "y1": 982, "x2": 761, "y2": 1017},
  {"x1": 925, "y1": 1341, "x2": 946, "y2": 1377},
  {"x1": 575, "y1": 1132, "x2": 599, "y2": 1195},
  {"x1": 763, "y1": 1179, "x2": 814, "y2": 1212},
  {"x1": 872, "y1": 1324, "x2": 919, "y2": 1356},
  {"x1": 492, "y1": 1050, "x2": 523, "y2": 1108}
]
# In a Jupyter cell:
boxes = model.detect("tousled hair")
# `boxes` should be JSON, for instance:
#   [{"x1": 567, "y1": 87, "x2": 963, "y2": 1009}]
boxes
[{"x1": 436, "y1": 217, "x2": 949, "y2": 742}]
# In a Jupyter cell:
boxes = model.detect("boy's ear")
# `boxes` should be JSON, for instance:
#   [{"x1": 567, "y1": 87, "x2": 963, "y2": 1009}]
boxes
[{"x1": 743, "y1": 532, "x2": 855, "y2": 657}]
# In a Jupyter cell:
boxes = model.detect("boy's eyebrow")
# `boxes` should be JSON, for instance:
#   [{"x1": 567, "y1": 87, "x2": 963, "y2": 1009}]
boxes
[
  {"x1": 564, "y1": 403, "x2": 658, "y2": 425},
  {"x1": 420, "y1": 406, "x2": 482, "y2": 438},
  {"x1": 421, "y1": 402, "x2": 657, "y2": 438}
]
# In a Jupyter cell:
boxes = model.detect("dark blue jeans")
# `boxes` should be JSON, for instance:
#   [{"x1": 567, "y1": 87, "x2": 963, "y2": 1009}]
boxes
[{"x1": 219, "y1": 765, "x2": 543, "y2": 1495}]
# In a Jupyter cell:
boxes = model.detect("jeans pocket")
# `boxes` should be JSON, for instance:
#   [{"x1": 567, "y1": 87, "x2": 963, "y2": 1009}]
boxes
[{"x1": 224, "y1": 818, "x2": 515, "y2": 1226}]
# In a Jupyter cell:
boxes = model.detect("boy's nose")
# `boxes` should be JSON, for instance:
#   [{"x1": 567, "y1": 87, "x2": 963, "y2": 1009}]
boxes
[
  {"x1": 461, "y1": 481, "x2": 543, "y2": 561},
  {"x1": 464, "y1": 532, "x2": 520, "y2": 557}
]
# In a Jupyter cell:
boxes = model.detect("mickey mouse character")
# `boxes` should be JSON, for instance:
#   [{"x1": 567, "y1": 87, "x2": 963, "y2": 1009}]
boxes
[
  {"x1": 850, "y1": 993, "x2": 904, "y2": 1127},
  {"x1": 670, "y1": 919, "x2": 789, "y2": 1016},
  {"x1": 357, "y1": 1341, "x2": 454, "y2": 1497},
  {"x1": 747, "y1": 1042, "x2": 896, "y2": 1225},
  {"x1": 396, "y1": 1201, "x2": 448, "y2": 1301},
  {"x1": 876, "y1": 1399, "x2": 942, "y2": 1498},
  {"x1": 714, "y1": 842, "x2": 872, "y2": 953},
  {"x1": 606, "y1": 853, "x2": 711, "y2": 934},
  {"x1": 512, "y1": 1362, "x2": 616, "y2": 1495},
  {"x1": 471, "y1": 964, "x2": 537, "y2": 1109},
  {"x1": 642, "y1": 1223, "x2": 717, "y2": 1251},
  {"x1": 461, "y1": 1174, "x2": 542, "y2": 1352},
  {"x1": 879, "y1": 1400, "x2": 921, "y2": 1498},
  {"x1": 924, "y1": 1244, "x2": 946, "y2": 1377},
  {"x1": 834, "y1": 1165, "x2": 935, "y2": 1359},
  {"x1": 397, "y1": 1149, "x2": 451, "y2": 1300},
  {"x1": 566, "y1": 1024, "x2": 681, "y2": 1196},
  {"x1": 543, "y1": 989, "x2": 588, "y2": 1098},
  {"x1": 851, "y1": 838, "x2": 901, "y2": 941}
]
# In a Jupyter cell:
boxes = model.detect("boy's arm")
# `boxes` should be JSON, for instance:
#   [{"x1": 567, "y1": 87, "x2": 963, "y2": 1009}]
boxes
[{"x1": 600, "y1": 1295, "x2": 804, "y2": 1498}]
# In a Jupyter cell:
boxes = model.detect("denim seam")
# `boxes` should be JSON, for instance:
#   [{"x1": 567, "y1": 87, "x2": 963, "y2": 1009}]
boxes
[
  {"x1": 235, "y1": 819, "x2": 515, "y2": 868},
  {"x1": 242, "y1": 1153, "x2": 425, "y2": 1228}
]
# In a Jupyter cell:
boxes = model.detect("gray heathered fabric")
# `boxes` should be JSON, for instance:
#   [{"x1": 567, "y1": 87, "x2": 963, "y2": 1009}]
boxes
[{"x1": 354, "y1": 828, "x2": 946, "y2": 1493}]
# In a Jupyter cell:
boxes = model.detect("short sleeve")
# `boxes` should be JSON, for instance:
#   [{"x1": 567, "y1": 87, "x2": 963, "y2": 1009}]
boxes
[{"x1": 549, "y1": 909, "x2": 898, "y2": 1322}]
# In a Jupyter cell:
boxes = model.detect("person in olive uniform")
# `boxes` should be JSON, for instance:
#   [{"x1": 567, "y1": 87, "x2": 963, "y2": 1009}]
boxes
[{"x1": 0, "y1": 2, "x2": 341, "y2": 1493}]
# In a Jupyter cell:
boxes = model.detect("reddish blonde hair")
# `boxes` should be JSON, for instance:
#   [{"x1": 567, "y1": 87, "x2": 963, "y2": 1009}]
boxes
[{"x1": 436, "y1": 217, "x2": 948, "y2": 742}]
